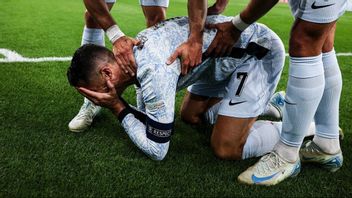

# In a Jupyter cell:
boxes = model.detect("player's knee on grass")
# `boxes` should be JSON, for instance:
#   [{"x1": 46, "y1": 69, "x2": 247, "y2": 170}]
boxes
[
  {"x1": 180, "y1": 111, "x2": 202, "y2": 125},
  {"x1": 211, "y1": 138, "x2": 244, "y2": 160},
  {"x1": 211, "y1": 130, "x2": 245, "y2": 160},
  {"x1": 210, "y1": 116, "x2": 255, "y2": 160}
]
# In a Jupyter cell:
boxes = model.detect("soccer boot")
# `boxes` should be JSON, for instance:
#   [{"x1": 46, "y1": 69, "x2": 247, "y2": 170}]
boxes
[
  {"x1": 238, "y1": 151, "x2": 301, "y2": 186},
  {"x1": 68, "y1": 98, "x2": 101, "y2": 132},
  {"x1": 268, "y1": 91, "x2": 285, "y2": 120},
  {"x1": 300, "y1": 140, "x2": 343, "y2": 172}
]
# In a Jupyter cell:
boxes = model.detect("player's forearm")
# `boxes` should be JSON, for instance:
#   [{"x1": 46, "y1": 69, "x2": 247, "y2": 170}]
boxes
[
  {"x1": 116, "y1": 104, "x2": 169, "y2": 161},
  {"x1": 120, "y1": 114, "x2": 169, "y2": 161},
  {"x1": 239, "y1": 0, "x2": 279, "y2": 24},
  {"x1": 83, "y1": 0, "x2": 117, "y2": 30},
  {"x1": 188, "y1": 0, "x2": 207, "y2": 43}
]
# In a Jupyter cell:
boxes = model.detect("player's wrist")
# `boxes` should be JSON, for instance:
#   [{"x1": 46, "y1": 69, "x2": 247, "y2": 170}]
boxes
[
  {"x1": 189, "y1": 24, "x2": 204, "y2": 42},
  {"x1": 189, "y1": 33, "x2": 203, "y2": 44},
  {"x1": 106, "y1": 25, "x2": 125, "y2": 44},
  {"x1": 231, "y1": 14, "x2": 251, "y2": 32},
  {"x1": 111, "y1": 101, "x2": 126, "y2": 116}
]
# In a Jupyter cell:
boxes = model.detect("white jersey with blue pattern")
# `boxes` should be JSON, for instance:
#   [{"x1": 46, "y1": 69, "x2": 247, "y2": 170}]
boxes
[{"x1": 120, "y1": 15, "x2": 281, "y2": 160}]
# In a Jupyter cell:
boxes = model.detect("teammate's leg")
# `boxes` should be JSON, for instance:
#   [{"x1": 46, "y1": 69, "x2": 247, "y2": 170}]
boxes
[
  {"x1": 275, "y1": 19, "x2": 335, "y2": 162},
  {"x1": 140, "y1": 0, "x2": 169, "y2": 27},
  {"x1": 82, "y1": 1, "x2": 114, "y2": 45},
  {"x1": 238, "y1": 19, "x2": 337, "y2": 186},
  {"x1": 141, "y1": 6, "x2": 167, "y2": 27},
  {"x1": 313, "y1": 25, "x2": 341, "y2": 154},
  {"x1": 68, "y1": 1, "x2": 115, "y2": 132},
  {"x1": 300, "y1": 25, "x2": 343, "y2": 171}
]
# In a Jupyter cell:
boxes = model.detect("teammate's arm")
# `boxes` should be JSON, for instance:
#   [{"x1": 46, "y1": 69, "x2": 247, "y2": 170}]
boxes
[
  {"x1": 167, "y1": 0, "x2": 207, "y2": 75},
  {"x1": 83, "y1": 0, "x2": 140, "y2": 76},
  {"x1": 205, "y1": 0, "x2": 279, "y2": 57},
  {"x1": 207, "y1": 0, "x2": 229, "y2": 15}
]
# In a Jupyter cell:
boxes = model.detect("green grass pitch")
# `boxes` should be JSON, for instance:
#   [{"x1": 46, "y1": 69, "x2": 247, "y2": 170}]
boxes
[{"x1": 0, "y1": 0, "x2": 351, "y2": 196}]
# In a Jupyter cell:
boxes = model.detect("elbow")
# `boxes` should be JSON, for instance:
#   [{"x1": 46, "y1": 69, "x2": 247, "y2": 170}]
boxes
[
  {"x1": 150, "y1": 152, "x2": 167, "y2": 161},
  {"x1": 148, "y1": 142, "x2": 170, "y2": 161}
]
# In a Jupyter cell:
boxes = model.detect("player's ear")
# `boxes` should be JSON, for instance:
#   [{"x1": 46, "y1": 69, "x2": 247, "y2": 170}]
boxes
[{"x1": 100, "y1": 65, "x2": 113, "y2": 80}]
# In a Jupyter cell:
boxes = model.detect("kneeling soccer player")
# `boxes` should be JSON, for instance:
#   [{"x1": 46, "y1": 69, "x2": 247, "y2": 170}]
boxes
[{"x1": 67, "y1": 15, "x2": 285, "y2": 160}]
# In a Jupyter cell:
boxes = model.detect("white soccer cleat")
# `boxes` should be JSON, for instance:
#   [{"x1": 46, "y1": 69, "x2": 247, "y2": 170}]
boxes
[
  {"x1": 68, "y1": 98, "x2": 101, "y2": 132},
  {"x1": 300, "y1": 140, "x2": 343, "y2": 172},
  {"x1": 238, "y1": 152, "x2": 301, "y2": 186},
  {"x1": 268, "y1": 91, "x2": 285, "y2": 120}
]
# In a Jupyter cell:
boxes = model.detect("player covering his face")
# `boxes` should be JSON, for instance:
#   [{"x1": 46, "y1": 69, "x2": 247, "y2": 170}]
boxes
[{"x1": 67, "y1": 16, "x2": 290, "y2": 161}]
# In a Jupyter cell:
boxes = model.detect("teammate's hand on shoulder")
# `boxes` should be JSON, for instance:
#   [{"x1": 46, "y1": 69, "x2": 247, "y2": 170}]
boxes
[
  {"x1": 77, "y1": 80, "x2": 124, "y2": 113},
  {"x1": 166, "y1": 37, "x2": 203, "y2": 75},
  {"x1": 113, "y1": 36, "x2": 140, "y2": 77},
  {"x1": 205, "y1": 21, "x2": 241, "y2": 57}
]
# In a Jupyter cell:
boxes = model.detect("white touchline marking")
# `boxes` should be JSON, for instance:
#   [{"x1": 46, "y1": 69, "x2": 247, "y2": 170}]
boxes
[
  {"x1": 0, "y1": 48, "x2": 351, "y2": 63},
  {"x1": 0, "y1": 48, "x2": 71, "y2": 63}
]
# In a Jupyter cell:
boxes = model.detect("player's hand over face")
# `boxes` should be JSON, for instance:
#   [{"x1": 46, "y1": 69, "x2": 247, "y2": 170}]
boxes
[
  {"x1": 113, "y1": 36, "x2": 140, "y2": 77},
  {"x1": 77, "y1": 80, "x2": 124, "y2": 113},
  {"x1": 166, "y1": 38, "x2": 203, "y2": 75},
  {"x1": 205, "y1": 21, "x2": 241, "y2": 57}
]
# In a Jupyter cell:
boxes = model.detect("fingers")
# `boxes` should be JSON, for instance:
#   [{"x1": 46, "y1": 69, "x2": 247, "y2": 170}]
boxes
[
  {"x1": 132, "y1": 38, "x2": 141, "y2": 46},
  {"x1": 77, "y1": 87, "x2": 102, "y2": 99},
  {"x1": 205, "y1": 33, "x2": 219, "y2": 56},
  {"x1": 76, "y1": 87, "x2": 101, "y2": 105},
  {"x1": 214, "y1": 42, "x2": 225, "y2": 56},
  {"x1": 205, "y1": 23, "x2": 217, "y2": 30},
  {"x1": 113, "y1": 37, "x2": 137, "y2": 76},
  {"x1": 181, "y1": 58, "x2": 190, "y2": 75},
  {"x1": 128, "y1": 53, "x2": 137, "y2": 75},
  {"x1": 166, "y1": 50, "x2": 180, "y2": 65},
  {"x1": 119, "y1": 52, "x2": 135, "y2": 76},
  {"x1": 115, "y1": 57, "x2": 128, "y2": 74}
]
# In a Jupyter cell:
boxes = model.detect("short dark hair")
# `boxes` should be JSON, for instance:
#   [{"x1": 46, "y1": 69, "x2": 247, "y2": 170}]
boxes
[{"x1": 67, "y1": 44, "x2": 114, "y2": 87}]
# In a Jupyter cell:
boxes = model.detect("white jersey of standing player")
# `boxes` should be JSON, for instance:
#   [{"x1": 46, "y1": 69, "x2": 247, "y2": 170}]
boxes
[{"x1": 118, "y1": 15, "x2": 285, "y2": 160}]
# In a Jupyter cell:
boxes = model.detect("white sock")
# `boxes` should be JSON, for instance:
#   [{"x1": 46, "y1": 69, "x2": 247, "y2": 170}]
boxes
[
  {"x1": 280, "y1": 55, "x2": 325, "y2": 160},
  {"x1": 204, "y1": 102, "x2": 221, "y2": 125},
  {"x1": 306, "y1": 121, "x2": 316, "y2": 137},
  {"x1": 313, "y1": 136, "x2": 340, "y2": 154},
  {"x1": 272, "y1": 121, "x2": 316, "y2": 137},
  {"x1": 81, "y1": 26, "x2": 105, "y2": 46},
  {"x1": 242, "y1": 121, "x2": 281, "y2": 159},
  {"x1": 313, "y1": 49, "x2": 342, "y2": 154},
  {"x1": 241, "y1": 120, "x2": 316, "y2": 161},
  {"x1": 274, "y1": 140, "x2": 299, "y2": 162}
]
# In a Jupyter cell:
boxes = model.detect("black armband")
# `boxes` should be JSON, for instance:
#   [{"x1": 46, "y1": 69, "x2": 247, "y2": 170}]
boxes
[
  {"x1": 146, "y1": 117, "x2": 174, "y2": 143},
  {"x1": 118, "y1": 96, "x2": 147, "y2": 123},
  {"x1": 117, "y1": 108, "x2": 132, "y2": 122}
]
